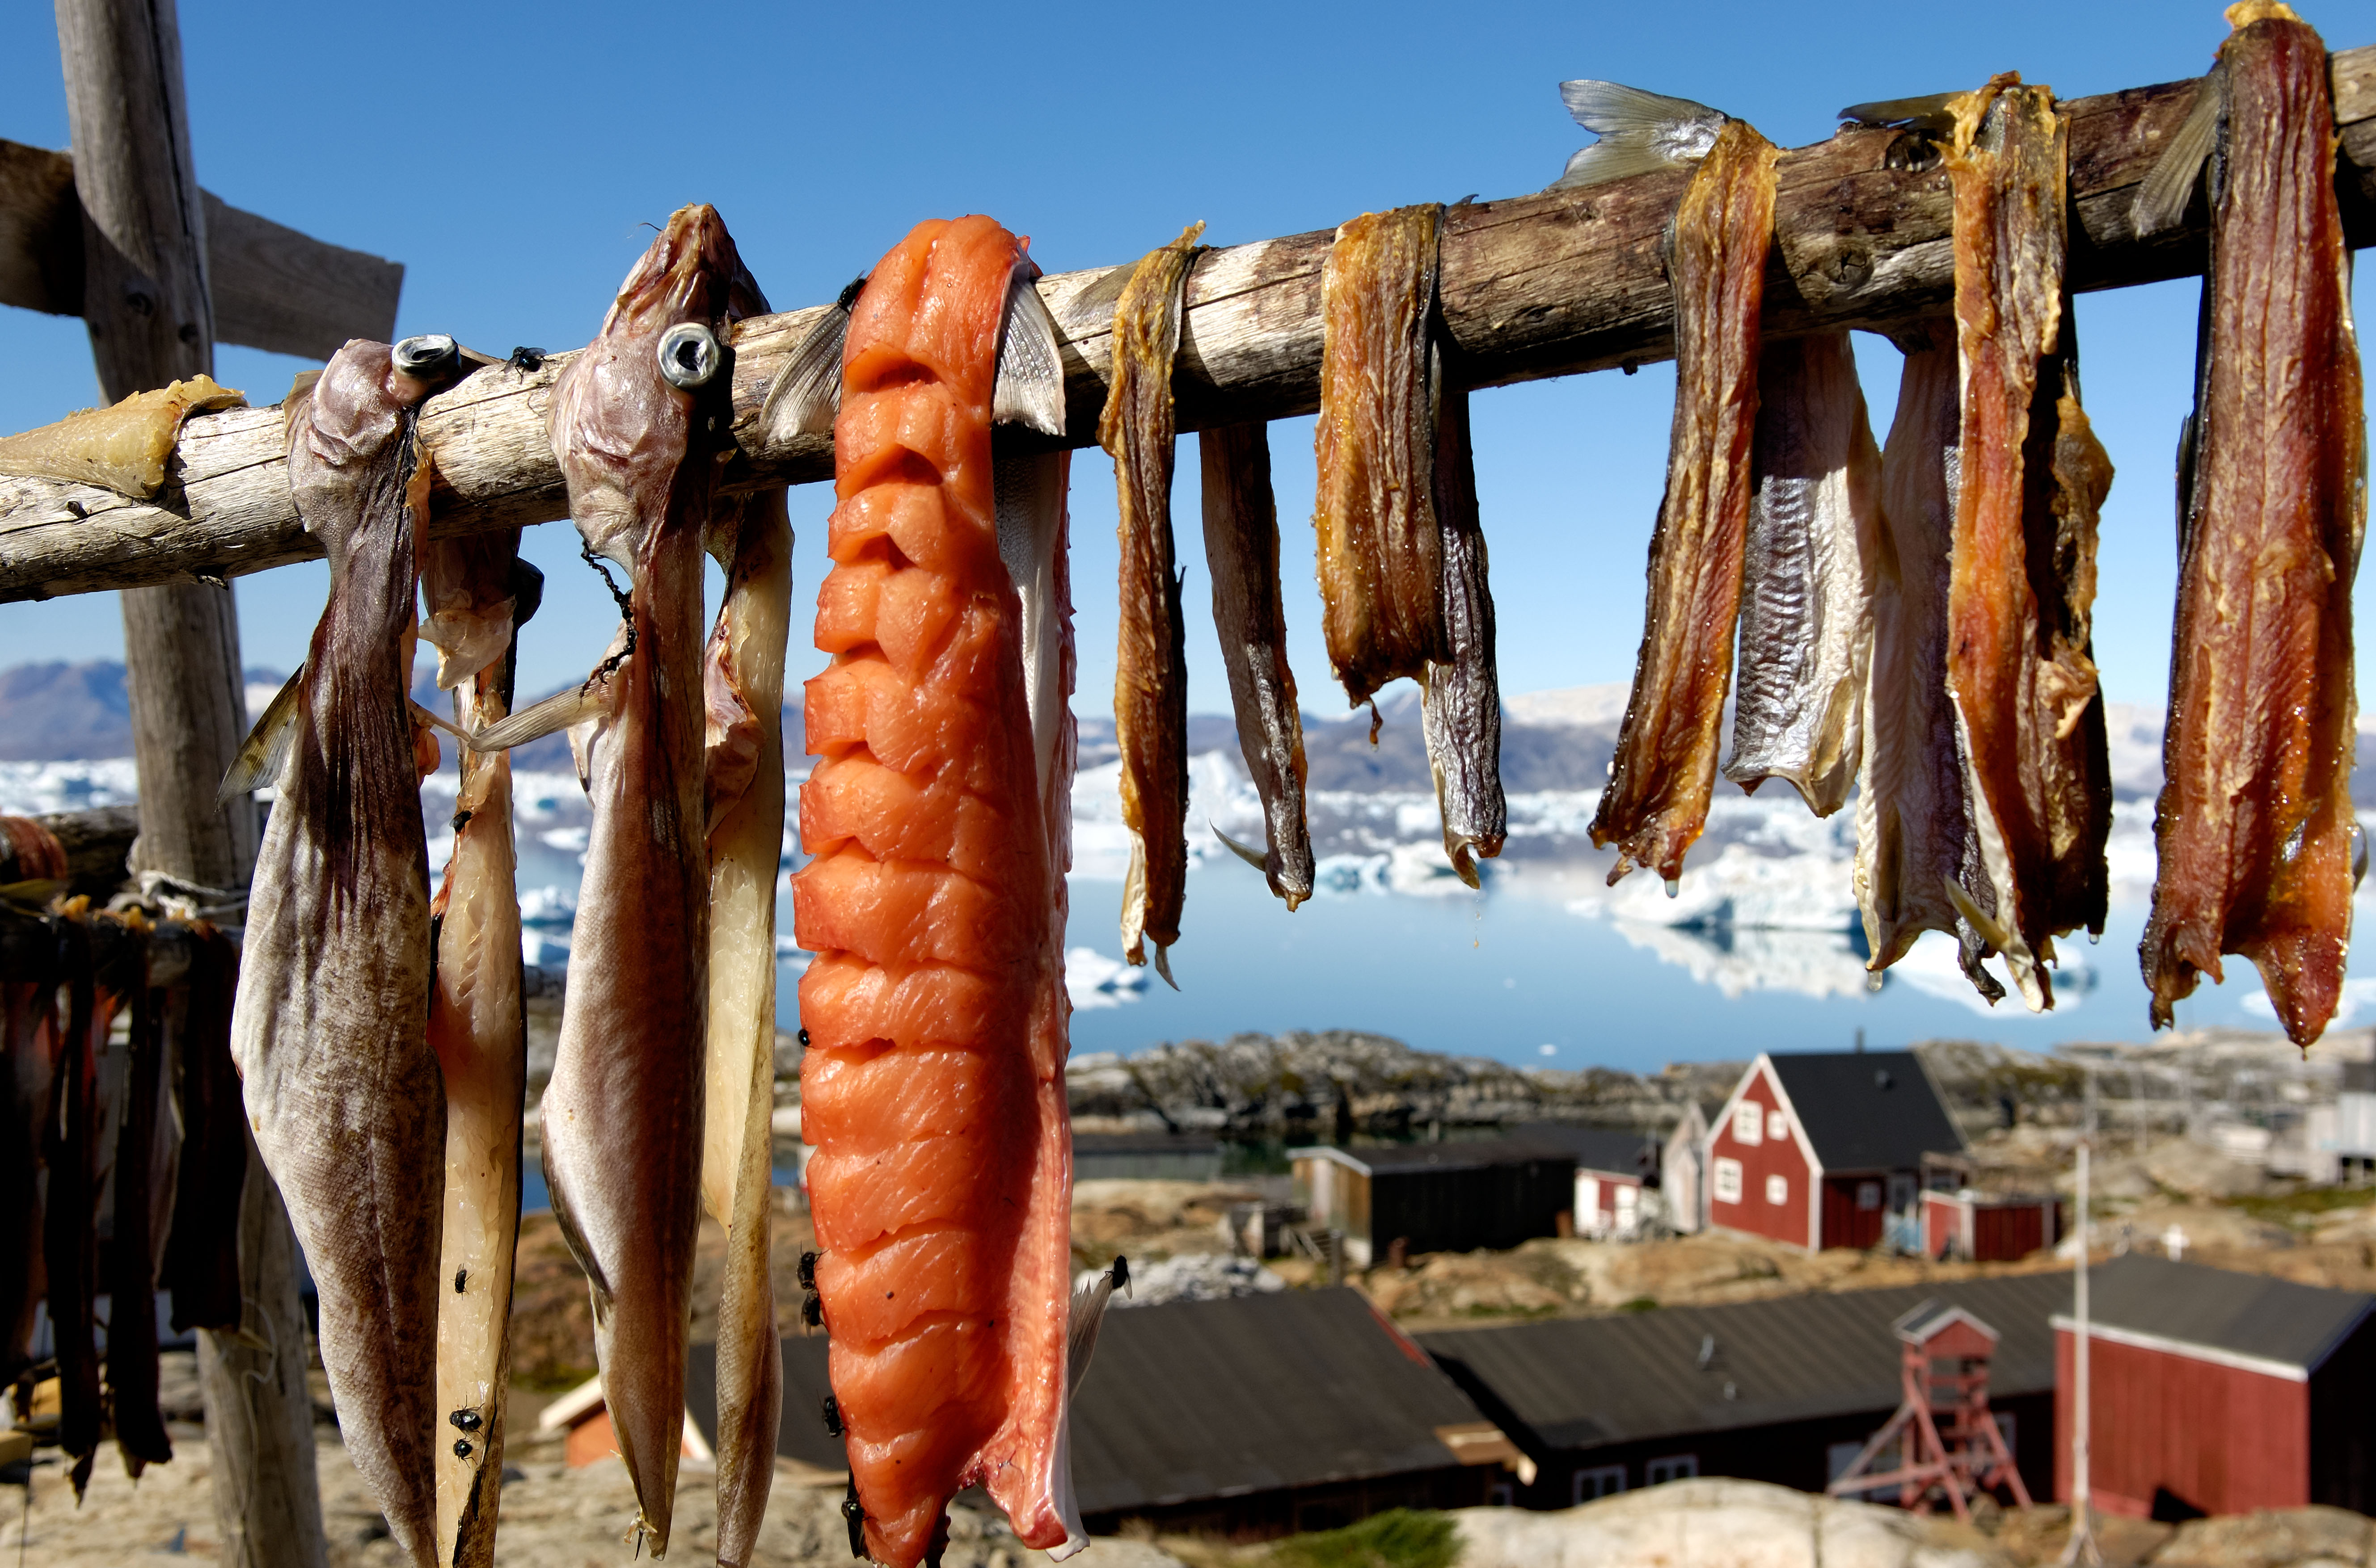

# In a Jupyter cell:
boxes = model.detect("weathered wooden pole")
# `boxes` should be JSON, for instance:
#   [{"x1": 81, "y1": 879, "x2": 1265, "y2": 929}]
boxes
[{"x1": 53, "y1": 4, "x2": 327, "y2": 1564}]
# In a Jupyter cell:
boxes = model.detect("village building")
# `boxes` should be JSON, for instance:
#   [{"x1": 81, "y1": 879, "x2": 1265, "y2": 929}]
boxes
[
  {"x1": 2052, "y1": 1254, "x2": 2376, "y2": 1520},
  {"x1": 1417, "y1": 1273, "x2": 2065, "y2": 1509},
  {"x1": 1705, "y1": 1051, "x2": 1966, "y2": 1252},
  {"x1": 1661, "y1": 1099, "x2": 1725, "y2": 1235},
  {"x1": 1919, "y1": 1188, "x2": 2063, "y2": 1262},
  {"x1": 686, "y1": 1287, "x2": 1524, "y2": 1539},
  {"x1": 1510, "y1": 1123, "x2": 1663, "y2": 1239},
  {"x1": 1291, "y1": 1139, "x2": 1574, "y2": 1267}
]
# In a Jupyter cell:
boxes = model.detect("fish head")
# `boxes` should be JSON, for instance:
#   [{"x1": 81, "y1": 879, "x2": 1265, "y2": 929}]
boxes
[{"x1": 554, "y1": 204, "x2": 770, "y2": 573}]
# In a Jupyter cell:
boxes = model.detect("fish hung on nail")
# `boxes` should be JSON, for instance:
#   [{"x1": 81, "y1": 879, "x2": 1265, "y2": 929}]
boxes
[
  {"x1": 1312, "y1": 199, "x2": 1506, "y2": 889},
  {"x1": 2134, "y1": 1, "x2": 2363, "y2": 1050}
]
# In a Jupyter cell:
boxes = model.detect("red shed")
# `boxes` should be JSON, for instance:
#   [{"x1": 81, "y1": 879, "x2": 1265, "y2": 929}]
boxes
[
  {"x1": 1706, "y1": 1052, "x2": 1966, "y2": 1252},
  {"x1": 2054, "y1": 1255, "x2": 2376, "y2": 1520},
  {"x1": 1921, "y1": 1191, "x2": 2063, "y2": 1262}
]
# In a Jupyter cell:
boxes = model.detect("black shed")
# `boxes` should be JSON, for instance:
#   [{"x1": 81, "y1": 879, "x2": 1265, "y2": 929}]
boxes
[{"x1": 1291, "y1": 1140, "x2": 1575, "y2": 1265}]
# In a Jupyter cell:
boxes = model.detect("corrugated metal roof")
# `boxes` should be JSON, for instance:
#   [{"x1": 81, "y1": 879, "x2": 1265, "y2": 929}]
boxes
[
  {"x1": 1509, "y1": 1123, "x2": 1660, "y2": 1179},
  {"x1": 1417, "y1": 1272, "x2": 2068, "y2": 1453},
  {"x1": 1768, "y1": 1051, "x2": 1967, "y2": 1171},
  {"x1": 1066, "y1": 1287, "x2": 1486, "y2": 1514},
  {"x1": 1291, "y1": 1138, "x2": 1572, "y2": 1176},
  {"x1": 2075, "y1": 1254, "x2": 2375, "y2": 1371},
  {"x1": 687, "y1": 1333, "x2": 848, "y2": 1472}
]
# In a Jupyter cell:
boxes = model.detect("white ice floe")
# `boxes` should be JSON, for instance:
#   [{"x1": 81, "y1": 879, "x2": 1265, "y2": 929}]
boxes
[
  {"x1": 1066, "y1": 945, "x2": 1151, "y2": 1010},
  {"x1": 0, "y1": 758, "x2": 139, "y2": 816},
  {"x1": 519, "y1": 885, "x2": 578, "y2": 928}
]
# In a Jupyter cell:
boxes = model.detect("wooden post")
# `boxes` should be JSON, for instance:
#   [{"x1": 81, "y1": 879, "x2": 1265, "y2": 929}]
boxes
[{"x1": 54, "y1": 4, "x2": 327, "y2": 1565}]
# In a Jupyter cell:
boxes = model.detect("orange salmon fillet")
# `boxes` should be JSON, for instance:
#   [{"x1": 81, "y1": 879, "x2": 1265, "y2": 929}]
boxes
[{"x1": 793, "y1": 214, "x2": 1080, "y2": 1568}]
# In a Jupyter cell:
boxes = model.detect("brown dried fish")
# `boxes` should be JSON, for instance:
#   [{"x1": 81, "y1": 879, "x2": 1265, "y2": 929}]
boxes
[
  {"x1": 109, "y1": 930, "x2": 173, "y2": 1478},
  {"x1": 1941, "y1": 74, "x2": 2115, "y2": 1012},
  {"x1": 1100, "y1": 223, "x2": 1204, "y2": 981},
  {"x1": 0, "y1": 375, "x2": 243, "y2": 496},
  {"x1": 1200, "y1": 422, "x2": 1315, "y2": 907},
  {"x1": 1422, "y1": 387, "x2": 1505, "y2": 885},
  {"x1": 1591, "y1": 119, "x2": 1781, "y2": 886},
  {"x1": 2140, "y1": 2, "x2": 2364, "y2": 1046}
]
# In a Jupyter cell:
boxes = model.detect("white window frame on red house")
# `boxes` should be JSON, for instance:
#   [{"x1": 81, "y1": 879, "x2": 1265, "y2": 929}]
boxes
[
  {"x1": 1766, "y1": 1107, "x2": 1787, "y2": 1141},
  {"x1": 1766, "y1": 1173, "x2": 1789, "y2": 1206},
  {"x1": 1732, "y1": 1100, "x2": 1763, "y2": 1146},
  {"x1": 1713, "y1": 1157, "x2": 1743, "y2": 1204}
]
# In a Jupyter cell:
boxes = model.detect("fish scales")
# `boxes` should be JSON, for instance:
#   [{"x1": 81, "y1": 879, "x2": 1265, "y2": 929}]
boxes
[
  {"x1": 794, "y1": 215, "x2": 1082, "y2": 1568},
  {"x1": 422, "y1": 529, "x2": 529, "y2": 1568},
  {"x1": 1857, "y1": 324, "x2": 2003, "y2": 999},
  {"x1": 540, "y1": 205, "x2": 761, "y2": 1557},
  {"x1": 1102, "y1": 224, "x2": 1203, "y2": 975},
  {"x1": 1591, "y1": 120, "x2": 1781, "y2": 885},
  {"x1": 1200, "y1": 422, "x2": 1316, "y2": 907},
  {"x1": 1725, "y1": 331, "x2": 1881, "y2": 817},
  {"x1": 701, "y1": 486, "x2": 792, "y2": 1568},
  {"x1": 232, "y1": 339, "x2": 455, "y2": 1564},
  {"x1": 1942, "y1": 74, "x2": 2116, "y2": 1012},
  {"x1": 2143, "y1": 2, "x2": 2364, "y2": 1046}
]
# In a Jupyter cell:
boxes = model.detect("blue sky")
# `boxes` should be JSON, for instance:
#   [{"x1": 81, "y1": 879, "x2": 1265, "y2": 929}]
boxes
[{"x1": 0, "y1": 1, "x2": 2368, "y2": 720}]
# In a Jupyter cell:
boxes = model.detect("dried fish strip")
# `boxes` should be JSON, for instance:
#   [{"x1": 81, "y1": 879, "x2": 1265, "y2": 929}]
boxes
[
  {"x1": 422, "y1": 531, "x2": 533, "y2": 1568},
  {"x1": 1942, "y1": 74, "x2": 2115, "y2": 1013},
  {"x1": 1313, "y1": 203, "x2": 1507, "y2": 886},
  {"x1": 2141, "y1": 2, "x2": 2364, "y2": 1046},
  {"x1": 1725, "y1": 331, "x2": 1881, "y2": 817},
  {"x1": 109, "y1": 939, "x2": 174, "y2": 1478},
  {"x1": 1855, "y1": 323, "x2": 2003, "y2": 1000},
  {"x1": 701, "y1": 487, "x2": 791, "y2": 1568},
  {"x1": 1100, "y1": 223, "x2": 1204, "y2": 980},
  {"x1": 1590, "y1": 119, "x2": 1781, "y2": 886},
  {"x1": 1200, "y1": 422, "x2": 1315, "y2": 907},
  {"x1": 0, "y1": 374, "x2": 242, "y2": 497},
  {"x1": 159, "y1": 926, "x2": 244, "y2": 1335},
  {"x1": 231, "y1": 336, "x2": 466, "y2": 1565}
]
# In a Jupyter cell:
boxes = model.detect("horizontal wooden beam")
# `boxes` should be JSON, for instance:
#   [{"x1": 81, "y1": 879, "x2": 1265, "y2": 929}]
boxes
[
  {"x1": 0, "y1": 138, "x2": 402, "y2": 360},
  {"x1": 0, "y1": 44, "x2": 2369, "y2": 602}
]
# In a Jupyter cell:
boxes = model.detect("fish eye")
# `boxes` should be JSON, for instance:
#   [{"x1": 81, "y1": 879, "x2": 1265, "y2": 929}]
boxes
[
  {"x1": 392, "y1": 333, "x2": 460, "y2": 379},
  {"x1": 658, "y1": 322, "x2": 722, "y2": 390}
]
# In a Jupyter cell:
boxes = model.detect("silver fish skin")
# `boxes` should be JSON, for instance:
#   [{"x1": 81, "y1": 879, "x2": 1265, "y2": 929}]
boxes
[
  {"x1": 540, "y1": 203, "x2": 761, "y2": 1559},
  {"x1": 1853, "y1": 323, "x2": 2003, "y2": 1001},
  {"x1": 231, "y1": 338, "x2": 456, "y2": 1568},
  {"x1": 1724, "y1": 330, "x2": 1882, "y2": 817}
]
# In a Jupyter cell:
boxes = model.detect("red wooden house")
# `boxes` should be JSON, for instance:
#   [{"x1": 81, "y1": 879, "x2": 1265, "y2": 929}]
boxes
[
  {"x1": 1920, "y1": 1189, "x2": 2063, "y2": 1262},
  {"x1": 2053, "y1": 1255, "x2": 2376, "y2": 1520},
  {"x1": 1706, "y1": 1051, "x2": 1965, "y2": 1252}
]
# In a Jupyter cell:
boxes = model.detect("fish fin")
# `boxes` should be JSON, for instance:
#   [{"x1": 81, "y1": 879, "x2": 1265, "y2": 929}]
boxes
[
  {"x1": 2133, "y1": 65, "x2": 2224, "y2": 237},
  {"x1": 1065, "y1": 1256, "x2": 1129, "y2": 1395},
  {"x1": 1064, "y1": 263, "x2": 1137, "y2": 323},
  {"x1": 1839, "y1": 92, "x2": 1962, "y2": 132},
  {"x1": 1551, "y1": 135, "x2": 1683, "y2": 190},
  {"x1": 1212, "y1": 824, "x2": 1271, "y2": 873},
  {"x1": 466, "y1": 674, "x2": 620, "y2": 753},
  {"x1": 992, "y1": 449, "x2": 1072, "y2": 821},
  {"x1": 758, "y1": 289, "x2": 858, "y2": 441},
  {"x1": 1941, "y1": 876, "x2": 2015, "y2": 957},
  {"x1": 216, "y1": 665, "x2": 306, "y2": 805},
  {"x1": 1120, "y1": 837, "x2": 1149, "y2": 965},
  {"x1": 0, "y1": 878, "x2": 65, "y2": 908},
  {"x1": 408, "y1": 699, "x2": 469, "y2": 745},
  {"x1": 994, "y1": 270, "x2": 1068, "y2": 437},
  {"x1": 1558, "y1": 79, "x2": 1726, "y2": 136},
  {"x1": 1151, "y1": 943, "x2": 1178, "y2": 991}
]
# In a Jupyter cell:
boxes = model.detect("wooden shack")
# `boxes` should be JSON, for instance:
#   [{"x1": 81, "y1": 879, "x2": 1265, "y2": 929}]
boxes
[
  {"x1": 1291, "y1": 1140, "x2": 1574, "y2": 1266},
  {"x1": 1418, "y1": 1272, "x2": 2066, "y2": 1509},
  {"x1": 2052, "y1": 1255, "x2": 2376, "y2": 1519},
  {"x1": 1662, "y1": 1100, "x2": 1723, "y2": 1235},
  {"x1": 689, "y1": 1288, "x2": 1524, "y2": 1539},
  {"x1": 1511, "y1": 1123, "x2": 1662, "y2": 1239},
  {"x1": 1920, "y1": 1190, "x2": 2062, "y2": 1262},
  {"x1": 1707, "y1": 1052, "x2": 1965, "y2": 1253}
]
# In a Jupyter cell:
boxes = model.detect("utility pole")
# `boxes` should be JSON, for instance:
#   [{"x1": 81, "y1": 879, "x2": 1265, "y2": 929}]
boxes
[
  {"x1": 2061, "y1": 1065, "x2": 2101, "y2": 1567},
  {"x1": 54, "y1": 4, "x2": 326, "y2": 1564}
]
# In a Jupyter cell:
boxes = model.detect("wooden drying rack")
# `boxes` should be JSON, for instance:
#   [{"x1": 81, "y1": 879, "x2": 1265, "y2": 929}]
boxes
[{"x1": 1, "y1": 45, "x2": 2371, "y2": 604}]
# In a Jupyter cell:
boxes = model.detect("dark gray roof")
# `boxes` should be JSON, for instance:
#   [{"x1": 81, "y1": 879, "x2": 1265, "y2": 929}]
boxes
[
  {"x1": 687, "y1": 1333, "x2": 847, "y2": 1472},
  {"x1": 1767, "y1": 1051, "x2": 1967, "y2": 1170},
  {"x1": 1509, "y1": 1123, "x2": 1660, "y2": 1179},
  {"x1": 1068, "y1": 1287, "x2": 1485, "y2": 1513},
  {"x1": 1292, "y1": 1138, "x2": 1573, "y2": 1176},
  {"x1": 1417, "y1": 1272, "x2": 2068, "y2": 1454},
  {"x1": 2072, "y1": 1254, "x2": 2375, "y2": 1371}
]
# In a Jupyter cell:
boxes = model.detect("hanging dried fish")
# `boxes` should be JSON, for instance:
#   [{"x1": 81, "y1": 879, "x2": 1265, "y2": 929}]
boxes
[
  {"x1": 1200, "y1": 423, "x2": 1315, "y2": 907},
  {"x1": 700, "y1": 486, "x2": 791, "y2": 1568},
  {"x1": 1724, "y1": 331, "x2": 1881, "y2": 816},
  {"x1": 1312, "y1": 202, "x2": 1506, "y2": 886},
  {"x1": 1855, "y1": 323, "x2": 2003, "y2": 1000},
  {"x1": 1102, "y1": 223, "x2": 1204, "y2": 982},
  {"x1": 467, "y1": 206, "x2": 763, "y2": 1558},
  {"x1": 1, "y1": 822, "x2": 64, "y2": 1387},
  {"x1": 420, "y1": 530, "x2": 535, "y2": 1568},
  {"x1": 1591, "y1": 115, "x2": 1781, "y2": 886},
  {"x1": 160, "y1": 925, "x2": 245, "y2": 1335},
  {"x1": 2138, "y1": 2, "x2": 2364, "y2": 1046},
  {"x1": 228, "y1": 331, "x2": 468, "y2": 1564},
  {"x1": 109, "y1": 928, "x2": 174, "y2": 1478},
  {"x1": 1941, "y1": 73, "x2": 2115, "y2": 1013}
]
